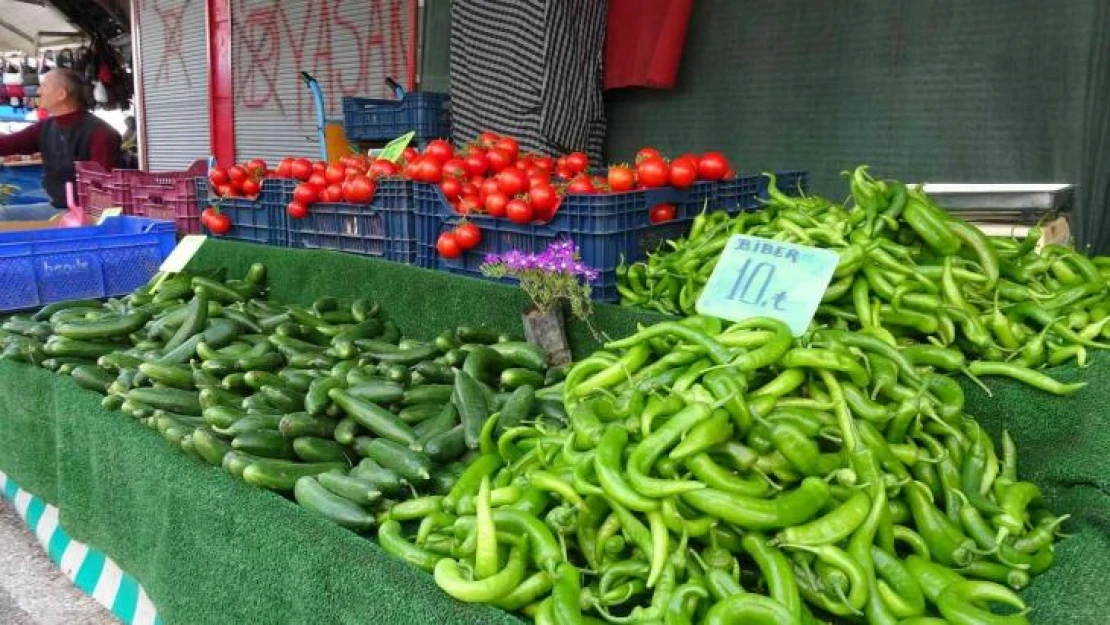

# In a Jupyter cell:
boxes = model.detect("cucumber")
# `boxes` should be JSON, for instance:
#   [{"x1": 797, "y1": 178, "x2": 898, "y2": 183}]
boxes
[
  {"x1": 70, "y1": 365, "x2": 115, "y2": 394},
  {"x1": 329, "y1": 389, "x2": 416, "y2": 446},
  {"x1": 333, "y1": 417, "x2": 360, "y2": 445},
  {"x1": 353, "y1": 437, "x2": 433, "y2": 483},
  {"x1": 414, "y1": 403, "x2": 459, "y2": 443},
  {"x1": 414, "y1": 361, "x2": 456, "y2": 384},
  {"x1": 243, "y1": 370, "x2": 286, "y2": 390},
  {"x1": 379, "y1": 319, "x2": 401, "y2": 344},
  {"x1": 280, "y1": 413, "x2": 338, "y2": 439},
  {"x1": 316, "y1": 471, "x2": 382, "y2": 506},
  {"x1": 544, "y1": 364, "x2": 569, "y2": 386},
  {"x1": 54, "y1": 310, "x2": 151, "y2": 340},
  {"x1": 306, "y1": 376, "x2": 347, "y2": 416},
  {"x1": 191, "y1": 276, "x2": 247, "y2": 304},
  {"x1": 192, "y1": 428, "x2": 233, "y2": 466},
  {"x1": 489, "y1": 342, "x2": 548, "y2": 372},
  {"x1": 32, "y1": 298, "x2": 101, "y2": 322},
  {"x1": 221, "y1": 372, "x2": 249, "y2": 391},
  {"x1": 351, "y1": 459, "x2": 406, "y2": 495},
  {"x1": 443, "y1": 349, "x2": 467, "y2": 368},
  {"x1": 44, "y1": 337, "x2": 125, "y2": 359},
  {"x1": 126, "y1": 387, "x2": 202, "y2": 416},
  {"x1": 200, "y1": 357, "x2": 237, "y2": 377},
  {"x1": 223, "y1": 450, "x2": 269, "y2": 478},
  {"x1": 201, "y1": 318, "x2": 240, "y2": 349},
  {"x1": 345, "y1": 380, "x2": 404, "y2": 404},
  {"x1": 462, "y1": 346, "x2": 505, "y2": 387},
  {"x1": 139, "y1": 362, "x2": 195, "y2": 390},
  {"x1": 164, "y1": 287, "x2": 208, "y2": 352},
  {"x1": 97, "y1": 352, "x2": 145, "y2": 372},
  {"x1": 192, "y1": 368, "x2": 221, "y2": 389},
  {"x1": 220, "y1": 308, "x2": 263, "y2": 334},
  {"x1": 242, "y1": 459, "x2": 346, "y2": 491},
  {"x1": 536, "y1": 398, "x2": 568, "y2": 425},
  {"x1": 235, "y1": 351, "x2": 284, "y2": 372},
  {"x1": 499, "y1": 368, "x2": 545, "y2": 391},
  {"x1": 364, "y1": 344, "x2": 438, "y2": 366},
  {"x1": 232, "y1": 430, "x2": 296, "y2": 459},
  {"x1": 199, "y1": 386, "x2": 245, "y2": 411},
  {"x1": 397, "y1": 403, "x2": 442, "y2": 425},
  {"x1": 101, "y1": 394, "x2": 125, "y2": 411},
  {"x1": 497, "y1": 385, "x2": 535, "y2": 432},
  {"x1": 456, "y1": 326, "x2": 501, "y2": 344},
  {"x1": 294, "y1": 476, "x2": 376, "y2": 530},
  {"x1": 214, "y1": 413, "x2": 284, "y2": 437},
  {"x1": 351, "y1": 298, "x2": 379, "y2": 322},
  {"x1": 453, "y1": 369, "x2": 490, "y2": 450},
  {"x1": 157, "y1": 334, "x2": 205, "y2": 365},
  {"x1": 242, "y1": 392, "x2": 275, "y2": 412},
  {"x1": 402, "y1": 385, "x2": 454, "y2": 406},
  {"x1": 292, "y1": 437, "x2": 350, "y2": 463},
  {"x1": 383, "y1": 363, "x2": 410, "y2": 385},
  {"x1": 423, "y1": 425, "x2": 466, "y2": 462},
  {"x1": 277, "y1": 369, "x2": 316, "y2": 393}
]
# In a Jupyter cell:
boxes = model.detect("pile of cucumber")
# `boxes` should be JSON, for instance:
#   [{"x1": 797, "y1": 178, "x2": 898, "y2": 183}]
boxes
[{"x1": 0, "y1": 264, "x2": 566, "y2": 531}]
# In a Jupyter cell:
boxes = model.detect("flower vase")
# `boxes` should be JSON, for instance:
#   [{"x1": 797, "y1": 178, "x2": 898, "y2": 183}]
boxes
[{"x1": 522, "y1": 307, "x2": 571, "y2": 366}]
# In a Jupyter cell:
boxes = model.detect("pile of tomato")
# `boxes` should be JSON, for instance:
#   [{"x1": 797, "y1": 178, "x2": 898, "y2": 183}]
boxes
[
  {"x1": 206, "y1": 159, "x2": 269, "y2": 199},
  {"x1": 277, "y1": 154, "x2": 393, "y2": 219}
]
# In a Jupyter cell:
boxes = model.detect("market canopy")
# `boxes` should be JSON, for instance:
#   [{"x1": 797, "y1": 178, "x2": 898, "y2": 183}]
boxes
[{"x1": 0, "y1": 1, "x2": 81, "y2": 54}]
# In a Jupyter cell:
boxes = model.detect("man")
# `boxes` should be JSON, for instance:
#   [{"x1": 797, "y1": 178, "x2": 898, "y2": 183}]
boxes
[{"x1": 0, "y1": 68, "x2": 121, "y2": 220}]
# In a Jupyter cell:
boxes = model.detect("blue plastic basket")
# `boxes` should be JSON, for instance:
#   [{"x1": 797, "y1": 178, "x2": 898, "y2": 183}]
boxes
[
  {"x1": 343, "y1": 93, "x2": 451, "y2": 143},
  {"x1": 288, "y1": 179, "x2": 416, "y2": 263},
  {"x1": 713, "y1": 175, "x2": 764, "y2": 212},
  {"x1": 414, "y1": 184, "x2": 734, "y2": 301},
  {"x1": 0, "y1": 216, "x2": 176, "y2": 312},
  {"x1": 195, "y1": 178, "x2": 293, "y2": 247}
]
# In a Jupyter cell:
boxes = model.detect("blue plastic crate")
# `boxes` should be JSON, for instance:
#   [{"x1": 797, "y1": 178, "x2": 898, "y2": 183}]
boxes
[
  {"x1": 0, "y1": 216, "x2": 176, "y2": 312},
  {"x1": 713, "y1": 175, "x2": 764, "y2": 211},
  {"x1": 288, "y1": 179, "x2": 416, "y2": 263},
  {"x1": 415, "y1": 184, "x2": 723, "y2": 301},
  {"x1": 195, "y1": 178, "x2": 292, "y2": 247},
  {"x1": 343, "y1": 93, "x2": 451, "y2": 143},
  {"x1": 0, "y1": 163, "x2": 45, "y2": 199}
]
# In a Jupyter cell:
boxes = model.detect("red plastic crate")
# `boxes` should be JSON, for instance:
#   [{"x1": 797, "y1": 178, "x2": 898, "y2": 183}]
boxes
[
  {"x1": 131, "y1": 178, "x2": 202, "y2": 235},
  {"x1": 76, "y1": 160, "x2": 207, "y2": 222}
]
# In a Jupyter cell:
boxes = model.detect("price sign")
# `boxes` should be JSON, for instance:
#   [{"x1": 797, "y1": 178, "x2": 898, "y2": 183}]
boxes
[
  {"x1": 159, "y1": 235, "x2": 209, "y2": 273},
  {"x1": 377, "y1": 131, "x2": 416, "y2": 163},
  {"x1": 96, "y1": 207, "x2": 122, "y2": 224},
  {"x1": 696, "y1": 234, "x2": 838, "y2": 336}
]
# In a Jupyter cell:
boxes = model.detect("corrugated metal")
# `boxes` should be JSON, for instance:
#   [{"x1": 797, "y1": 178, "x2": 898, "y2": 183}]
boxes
[
  {"x1": 231, "y1": 0, "x2": 415, "y2": 163},
  {"x1": 135, "y1": 0, "x2": 210, "y2": 170}
]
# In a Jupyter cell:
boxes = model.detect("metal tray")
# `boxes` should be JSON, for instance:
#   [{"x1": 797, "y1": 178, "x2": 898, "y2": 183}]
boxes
[{"x1": 916, "y1": 183, "x2": 1074, "y2": 214}]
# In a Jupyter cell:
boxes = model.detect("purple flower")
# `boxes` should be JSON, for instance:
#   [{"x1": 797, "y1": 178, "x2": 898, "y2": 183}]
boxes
[{"x1": 483, "y1": 253, "x2": 501, "y2": 265}]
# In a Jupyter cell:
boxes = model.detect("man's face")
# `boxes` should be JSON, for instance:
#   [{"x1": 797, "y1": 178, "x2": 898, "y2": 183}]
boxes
[{"x1": 38, "y1": 73, "x2": 66, "y2": 113}]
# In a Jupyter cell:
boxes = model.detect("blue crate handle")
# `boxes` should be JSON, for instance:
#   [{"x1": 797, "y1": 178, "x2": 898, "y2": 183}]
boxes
[{"x1": 300, "y1": 72, "x2": 330, "y2": 161}]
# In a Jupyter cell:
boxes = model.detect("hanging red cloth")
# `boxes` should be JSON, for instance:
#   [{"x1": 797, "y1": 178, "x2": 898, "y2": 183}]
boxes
[{"x1": 604, "y1": 0, "x2": 693, "y2": 89}]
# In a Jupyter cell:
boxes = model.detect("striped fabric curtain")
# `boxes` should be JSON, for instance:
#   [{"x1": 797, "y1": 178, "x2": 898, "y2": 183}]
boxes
[{"x1": 449, "y1": 0, "x2": 607, "y2": 163}]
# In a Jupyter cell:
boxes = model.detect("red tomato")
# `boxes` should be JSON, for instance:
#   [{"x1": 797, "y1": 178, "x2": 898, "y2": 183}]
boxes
[
  {"x1": 275, "y1": 158, "x2": 294, "y2": 178},
  {"x1": 533, "y1": 156, "x2": 554, "y2": 173},
  {"x1": 307, "y1": 172, "x2": 328, "y2": 191},
  {"x1": 345, "y1": 176, "x2": 376, "y2": 203},
  {"x1": 566, "y1": 176, "x2": 595, "y2": 194},
  {"x1": 497, "y1": 168, "x2": 529, "y2": 196},
  {"x1": 437, "y1": 232, "x2": 463, "y2": 259},
  {"x1": 214, "y1": 184, "x2": 234, "y2": 198},
  {"x1": 293, "y1": 183, "x2": 319, "y2": 205},
  {"x1": 424, "y1": 139, "x2": 454, "y2": 162},
  {"x1": 478, "y1": 131, "x2": 500, "y2": 148},
  {"x1": 463, "y1": 151, "x2": 488, "y2": 177},
  {"x1": 566, "y1": 152, "x2": 589, "y2": 174},
  {"x1": 208, "y1": 166, "x2": 229, "y2": 186},
  {"x1": 325, "y1": 163, "x2": 347, "y2": 185},
  {"x1": 369, "y1": 159, "x2": 399, "y2": 178},
  {"x1": 636, "y1": 157, "x2": 670, "y2": 188},
  {"x1": 607, "y1": 165, "x2": 636, "y2": 192},
  {"x1": 413, "y1": 157, "x2": 444, "y2": 183},
  {"x1": 650, "y1": 203, "x2": 676, "y2": 224},
  {"x1": 495, "y1": 137, "x2": 520, "y2": 162},
  {"x1": 228, "y1": 165, "x2": 248, "y2": 185},
  {"x1": 479, "y1": 178, "x2": 501, "y2": 200},
  {"x1": 313, "y1": 160, "x2": 328, "y2": 172},
  {"x1": 636, "y1": 147, "x2": 663, "y2": 164},
  {"x1": 486, "y1": 148, "x2": 514, "y2": 173},
  {"x1": 697, "y1": 152, "x2": 730, "y2": 181},
  {"x1": 505, "y1": 198, "x2": 534, "y2": 224},
  {"x1": 201, "y1": 207, "x2": 232, "y2": 234},
  {"x1": 458, "y1": 195, "x2": 482, "y2": 215},
  {"x1": 286, "y1": 201, "x2": 308, "y2": 219},
  {"x1": 454, "y1": 223, "x2": 482, "y2": 250},
  {"x1": 528, "y1": 184, "x2": 559, "y2": 214},
  {"x1": 241, "y1": 178, "x2": 261, "y2": 197},
  {"x1": 484, "y1": 191, "x2": 509, "y2": 217},
  {"x1": 290, "y1": 158, "x2": 314, "y2": 181},
  {"x1": 344, "y1": 167, "x2": 364, "y2": 180},
  {"x1": 440, "y1": 178, "x2": 462, "y2": 200},
  {"x1": 528, "y1": 172, "x2": 551, "y2": 188},
  {"x1": 246, "y1": 158, "x2": 268, "y2": 176},
  {"x1": 668, "y1": 157, "x2": 698, "y2": 189},
  {"x1": 442, "y1": 158, "x2": 469, "y2": 181},
  {"x1": 321, "y1": 183, "x2": 344, "y2": 203},
  {"x1": 460, "y1": 182, "x2": 479, "y2": 199}
]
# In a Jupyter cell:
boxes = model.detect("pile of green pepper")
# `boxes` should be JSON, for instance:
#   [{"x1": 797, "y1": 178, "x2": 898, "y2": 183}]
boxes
[
  {"x1": 377, "y1": 316, "x2": 1065, "y2": 624},
  {"x1": 619, "y1": 167, "x2": 1109, "y2": 386}
]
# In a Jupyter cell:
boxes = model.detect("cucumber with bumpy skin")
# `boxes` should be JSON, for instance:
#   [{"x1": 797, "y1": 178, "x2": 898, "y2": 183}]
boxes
[{"x1": 294, "y1": 476, "x2": 376, "y2": 530}]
